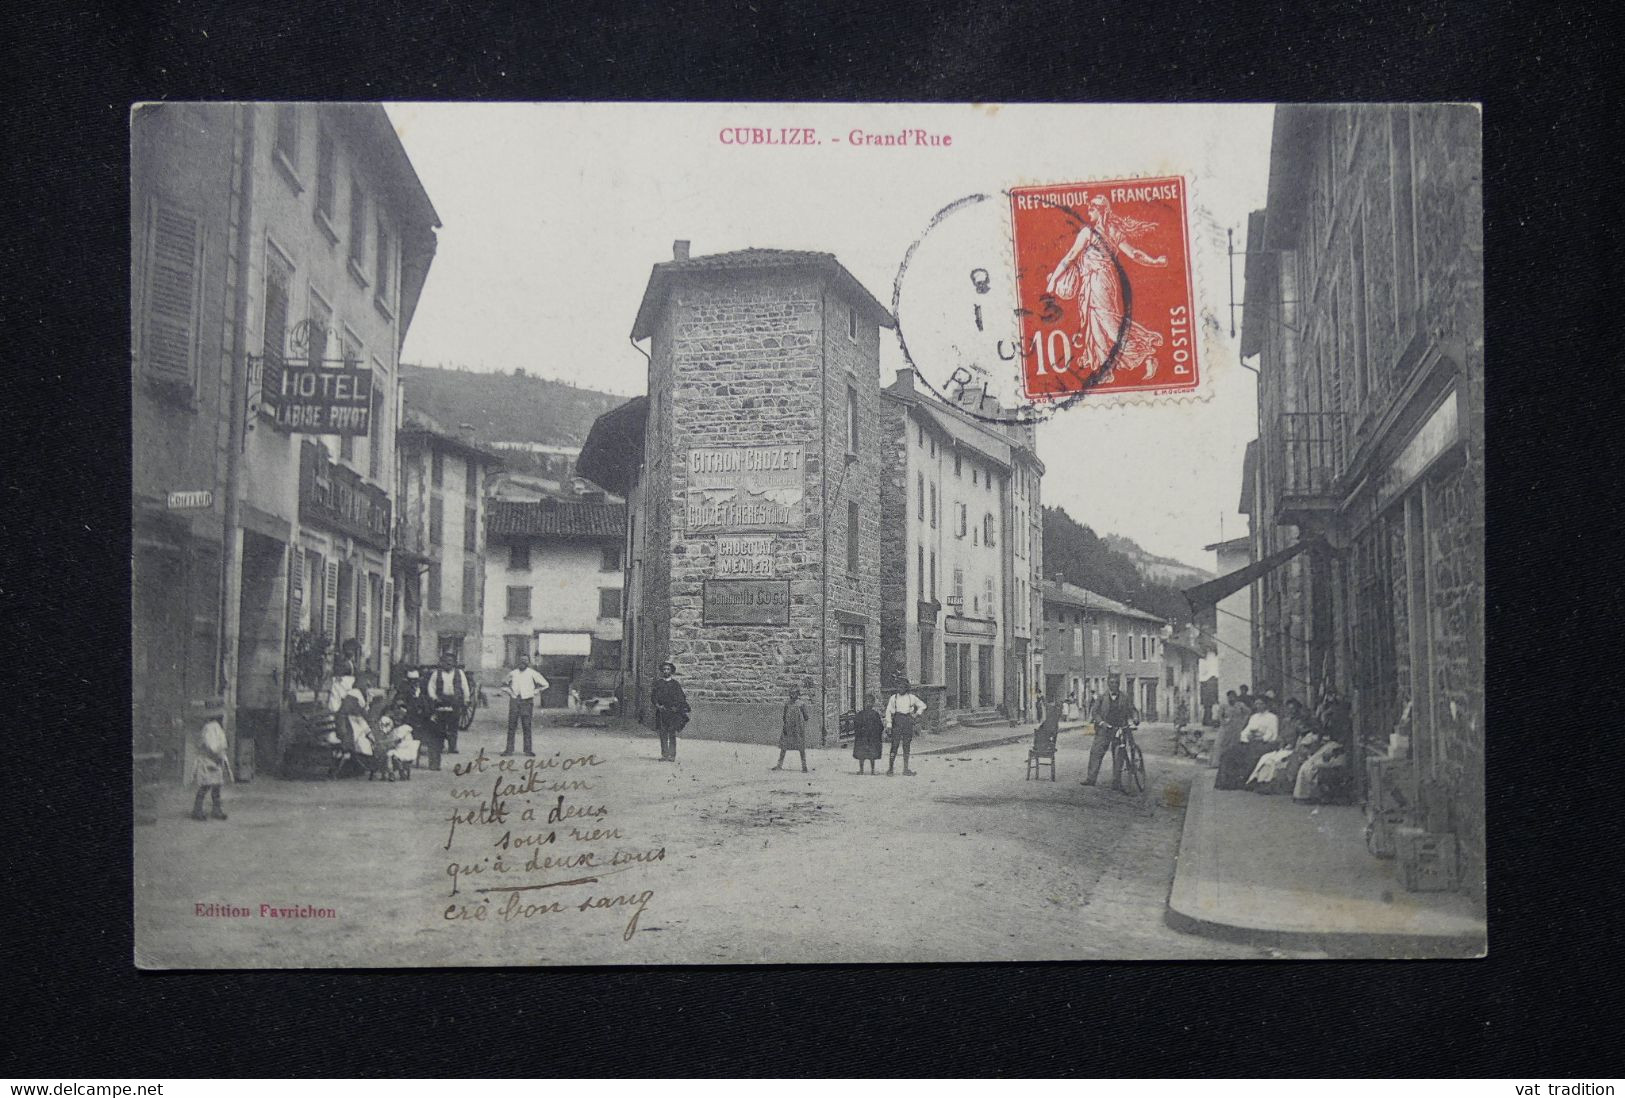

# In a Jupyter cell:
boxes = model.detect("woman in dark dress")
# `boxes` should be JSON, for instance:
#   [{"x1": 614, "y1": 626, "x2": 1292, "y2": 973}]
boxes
[{"x1": 852, "y1": 693, "x2": 884, "y2": 774}]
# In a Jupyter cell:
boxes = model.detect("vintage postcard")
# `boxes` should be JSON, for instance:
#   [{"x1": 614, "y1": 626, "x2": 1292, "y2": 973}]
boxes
[{"x1": 132, "y1": 102, "x2": 1485, "y2": 966}]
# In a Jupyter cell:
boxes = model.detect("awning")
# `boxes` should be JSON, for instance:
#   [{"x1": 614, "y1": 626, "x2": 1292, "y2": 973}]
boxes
[
  {"x1": 1183, "y1": 536, "x2": 1324, "y2": 613},
  {"x1": 534, "y1": 632, "x2": 593, "y2": 657}
]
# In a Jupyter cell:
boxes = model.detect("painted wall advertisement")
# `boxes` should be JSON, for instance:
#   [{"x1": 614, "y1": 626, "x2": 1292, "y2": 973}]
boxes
[{"x1": 687, "y1": 446, "x2": 804, "y2": 533}]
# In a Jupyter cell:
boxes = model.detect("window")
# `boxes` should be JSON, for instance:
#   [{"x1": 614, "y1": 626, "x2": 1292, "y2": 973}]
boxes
[
  {"x1": 929, "y1": 551, "x2": 937, "y2": 602},
  {"x1": 1072, "y1": 628, "x2": 1083, "y2": 656},
  {"x1": 953, "y1": 567, "x2": 965, "y2": 606},
  {"x1": 598, "y1": 588, "x2": 623, "y2": 619},
  {"x1": 427, "y1": 563, "x2": 442, "y2": 612},
  {"x1": 431, "y1": 450, "x2": 444, "y2": 487},
  {"x1": 369, "y1": 382, "x2": 384, "y2": 480},
  {"x1": 954, "y1": 453, "x2": 963, "y2": 477},
  {"x1": 973, "y1": 525, "x2": 978, "y2": 547},
  {"x1": 1141, "y1": 635, "x2": 1149, "y2": 661},
  {"x1": 347, "y1": 174, "x2": 367, "y2": 270},
  {"x1": 509, "y1": 543, "x2": 530, "y2": 571},
  {"x1": 1092, "y1": 627, "x2": 1100, "y2": 655},
  {"x1": 1110, "y1": 632, "x2": 1118, "y2": 660},
  {"x1": 917, "y1": 423, "x2": 925, "y2": 448},
  {"x1": 374, "y1": 217, "x2": 392, "y2": 308},
  {"x1": 847, "y1": 303, "x2": 859, "y2": 342},
  {"x1": 505, "y1": 585, "x2": 531, "y2": 619},
  {"x1": 503, "y1": 634, "x2": 530, "y2": 669},
  {"x1": 846, "y1": 384, "x2": 859, "y2": 454},
  {"x1": 464, "y1": 505, "x2": 477, "y2": 552},
  {"x1": 462, "y1": 561, "x2": 477, "y2": 614},
  {"x1": 315, "y1": 128, "x2": 336, "y2": 226},
  {"x1": 465, "y1": 459, "x2": 478, "y2": 498},
  {"x1": 590, "y1": 637, "x2": 622, "y2": 666},
  {"x1": 140, "y1": 201, "x2": 205, "y2": 392},
  {"x1": 305, "y1": 293, "x2": 331, "y2": 367},
  {"x1": 983, "y1": 513, "x2": 995, "y2": 547},
  {"x1": 917, "y1": 473, "x2": 925, "y2": 521},
  {"x1": 338, "y1": 329, "x2": 360, "y2": 461},
  {"x1": 1390, "y1": 106, "x2": 1420, "y2": 337},
  {"x1": 929, "y1": 482, "x2": 938, "y2": 528},
  {"x1": 1352, "y1": 208, "x2": 1369, "y2": 400},
  {"x1": 601, "y1": 545, "x2": 622, "y2": 572},
  {"x1": 972, "y1": 468, "x2": 978, "y2": 486},
  {"x1": 429, "y1": 495, "x2": 443, "y2": 544},
  {"x1": 273, "y1": 105, "x2": 300, "y2": 180},
  {"x1": 847, "y1": 501, "x2": 860, "y2": 573},
  {"x1": 956, "y1": 502, "x2": 968, "y2": 538},
  {"x1": 917, "y1": 545, "x2": 925, "y2": 598},
  {"x1": 984, "y1": 576, "x2": 995, "y2": 618}
]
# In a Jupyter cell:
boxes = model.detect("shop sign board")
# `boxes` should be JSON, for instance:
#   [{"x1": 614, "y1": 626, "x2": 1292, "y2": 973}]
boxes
[
  {"x1": 944, "y1": 614, "x2": 998, "y2": 637},
  {"x1": 1376, "y1": 389, "x2": 1460, "y2": 511},
  {"x1": 166, "y1": 489, "x2": 214, "y2": 511},
  {"x1": 702, "y1": 579, "x2": 791, "y2": 625},
  {"x1": 715, "y1": 535, "x2": 775, "y2": 575},
  {"x1": 687, "y1": 446, "x2": 804, "y2": 533}
]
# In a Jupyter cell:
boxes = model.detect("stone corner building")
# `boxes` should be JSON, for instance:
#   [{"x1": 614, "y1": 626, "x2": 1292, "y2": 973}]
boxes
[{"x1": 580, "y1": 244, "x2": 893, "y2": 745}]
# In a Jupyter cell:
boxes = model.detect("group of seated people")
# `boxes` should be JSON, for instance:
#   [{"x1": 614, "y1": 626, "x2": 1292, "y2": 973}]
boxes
[
  {"x1": 1213, "y1": 690, "x2": 1351, "y2": 803},
  {"x1": 323, "y1": 672, "x2": 422, "y2": 781}
]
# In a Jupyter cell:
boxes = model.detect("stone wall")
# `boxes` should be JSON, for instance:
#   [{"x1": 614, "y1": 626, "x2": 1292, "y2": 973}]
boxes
[{"x1": 877, "y1": 397, "x2": 912, "y2": 693}]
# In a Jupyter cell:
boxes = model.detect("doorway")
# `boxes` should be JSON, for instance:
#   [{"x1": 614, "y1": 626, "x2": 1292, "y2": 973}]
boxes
[{"x1": 236, "y1": 531, "x2": 286, "y2": 774}]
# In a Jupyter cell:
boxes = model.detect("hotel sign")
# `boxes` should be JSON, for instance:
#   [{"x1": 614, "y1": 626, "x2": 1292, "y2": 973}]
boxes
[
  {"x1": 272, "y1": 365, "x2": 374, "y2": 436},
  {"x1": 687, "y1": 446, "x2": 804, "y2": 532},
  {"x1": 702, "y1": 579, "x2": 792, "y2": 626}
]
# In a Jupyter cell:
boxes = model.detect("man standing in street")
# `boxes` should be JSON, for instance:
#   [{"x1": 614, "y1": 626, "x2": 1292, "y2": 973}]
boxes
[
  {"x1": 651, "y1": 661, "x2": 689, "y2": 762},
  {"x1": 425, "y1": 651, "x2": 471, "y2": 766},
  {"x1": 1083, "y1": 679, "x2": 1136, "y2": 791},
  {"x1": 501, "y1": 652, "x2": 549, "y2": 757}
]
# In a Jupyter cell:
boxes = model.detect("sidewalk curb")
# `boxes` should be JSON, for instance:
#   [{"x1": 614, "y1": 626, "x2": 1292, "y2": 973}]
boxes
[{"x1": 1163, "y1": 776, "x2": 1486, "y2": 959}]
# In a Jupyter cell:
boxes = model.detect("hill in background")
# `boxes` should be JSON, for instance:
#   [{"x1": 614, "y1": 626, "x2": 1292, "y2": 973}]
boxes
[
  {"x1": 1100, "y1": 533, "x2": 1214, "y2": 587},
  {"x1": 399, "y1": 364, "x2": 628, "y2": 450},
  {"x1": 1044, "y1": 506, "x2": 1195, "y2": 626}
]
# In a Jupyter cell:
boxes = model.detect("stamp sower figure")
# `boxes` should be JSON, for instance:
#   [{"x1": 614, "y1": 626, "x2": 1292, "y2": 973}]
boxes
[
  {"x1": 1083, "y1": 679, "x2": 1135, "y2": 791},
  {"x1": 852, "y1": 692, "x2": 885, "y2": 775},
  {"x1": 501, "y1": 652, "x2": 550, "y2": 757},
  {"x1": 774, "y1": 687, "x2": 812, "y2": 773},
  {"x1": 651, "y1": 661, "x2": 689, "y2": 762},
  {"x1": 190, "y1": 719, "x2": 232, "y2": 821},
  {"x1": 885, "y1": 679, "x2": 927, "y2": 776},
  {"x1": 424, "y1": 652, "x2": 470, "y2": 770}
]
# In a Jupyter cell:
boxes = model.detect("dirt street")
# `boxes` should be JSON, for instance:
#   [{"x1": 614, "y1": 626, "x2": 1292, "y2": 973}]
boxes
[{"x1": 136, "y1": 713, "x2": 1304, "y2": 966}]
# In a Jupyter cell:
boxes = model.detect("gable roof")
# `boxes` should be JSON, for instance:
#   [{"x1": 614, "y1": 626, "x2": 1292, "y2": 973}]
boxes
[
  {"x1": 1041, "y1": 579, "x2": 1165, "y2": 625},
  {"x1": 485, "y1": 499, "x2": 625, "y2": 541},
  {"x1": 631, "y1": 248, "x2": 894, "y2": 339}
]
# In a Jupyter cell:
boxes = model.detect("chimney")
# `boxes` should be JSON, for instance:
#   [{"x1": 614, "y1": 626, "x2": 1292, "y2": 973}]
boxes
[
  {"x1": 894, "y1": 367, "x2": 915, "y2": 391},
  {"x1": 673, "y1": 240, "x2": 691, "y2": 261}
]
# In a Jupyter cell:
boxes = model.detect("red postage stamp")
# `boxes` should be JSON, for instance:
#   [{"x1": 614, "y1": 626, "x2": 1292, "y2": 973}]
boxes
[{"x1": 1008, "y1": 176, "x2": 1199, "y2": 401}]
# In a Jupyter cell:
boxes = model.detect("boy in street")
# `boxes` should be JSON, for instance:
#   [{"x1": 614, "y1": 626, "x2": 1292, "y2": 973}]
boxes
[
  {"x1": 651, "y1": 662, "x2": 689, "y2": 762},
  {"x1": 885, "y1": 680, "x2": 927, "y2": 776}
]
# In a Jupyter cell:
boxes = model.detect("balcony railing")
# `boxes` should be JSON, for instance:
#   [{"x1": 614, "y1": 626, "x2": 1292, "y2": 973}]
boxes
[{"x1": 1277, "y1": 411, "x2": 1344, "y2": 499}]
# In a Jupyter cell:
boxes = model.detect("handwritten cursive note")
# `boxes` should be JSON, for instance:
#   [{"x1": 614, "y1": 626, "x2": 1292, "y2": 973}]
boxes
[{"x1": 439, "y1": 747, "x2": 662, "y2": 941}]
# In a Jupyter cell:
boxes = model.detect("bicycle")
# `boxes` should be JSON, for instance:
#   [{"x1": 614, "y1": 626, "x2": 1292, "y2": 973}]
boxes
[{"x1": 1111, "y1": 720, "x2": 1148, "y2": 796}]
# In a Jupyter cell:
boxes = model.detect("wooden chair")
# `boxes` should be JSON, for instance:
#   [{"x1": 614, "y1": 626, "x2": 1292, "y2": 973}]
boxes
[{"x1": 1026, "y1": 725, "x2": 1058, "y2": 781}]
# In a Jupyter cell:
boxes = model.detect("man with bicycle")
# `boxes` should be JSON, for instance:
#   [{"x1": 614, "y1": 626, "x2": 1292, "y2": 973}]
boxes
[{"x1": 1083, "y1": 680, "x2": 1136, "y2": 792}]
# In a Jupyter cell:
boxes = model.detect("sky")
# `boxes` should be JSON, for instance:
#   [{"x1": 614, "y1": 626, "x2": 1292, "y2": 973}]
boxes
[{"x1": 386, "y1": 102, "x2": 1274, "y2": 570}]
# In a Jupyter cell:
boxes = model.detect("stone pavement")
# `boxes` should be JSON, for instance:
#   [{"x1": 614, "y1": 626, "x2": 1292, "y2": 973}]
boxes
[{"x1": 1168, "y1": 771, "x2": 1487, "y2": 958}]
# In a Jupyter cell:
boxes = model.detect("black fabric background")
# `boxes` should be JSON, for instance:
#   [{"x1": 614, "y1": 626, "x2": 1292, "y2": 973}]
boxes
[{"x1": 2, "y1": 0, "x2": 1617, "y2": 1078}]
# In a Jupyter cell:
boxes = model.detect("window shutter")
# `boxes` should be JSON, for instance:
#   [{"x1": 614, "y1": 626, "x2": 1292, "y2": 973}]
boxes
[
  {"x1": 323, "y1": 559, "x2": 339, "y2": 638},
  {"x1": 381, "y1": 579, "x2": 394, "y2": 664},
  {"x1": 288, "y1": 544, "x2": 304, "y2": 627},
  {"x1": 356, "y1": 575, "x2": 370, "y2": 654},
  {"x1": 141, "y1": 201, "x2": 204, "y2": 388}
]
